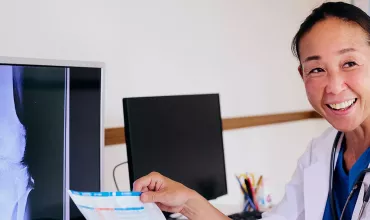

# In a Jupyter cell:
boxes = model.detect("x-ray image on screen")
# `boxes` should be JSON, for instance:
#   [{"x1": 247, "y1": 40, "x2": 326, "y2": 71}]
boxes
[
  {"x1": 0, "y1": 65, "x2": 34, "y2": 220},
  {"x1": 0, "y1": 65, "x2": 67, "y2": 220},
  {"x1": 0, "y1": 61, "x2": 102, "y2": 220}
]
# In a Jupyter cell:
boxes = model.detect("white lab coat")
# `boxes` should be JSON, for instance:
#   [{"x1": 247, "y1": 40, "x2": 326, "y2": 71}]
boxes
[{"x1": 261, "y1": 127, "x2": 370, "y2": 220}]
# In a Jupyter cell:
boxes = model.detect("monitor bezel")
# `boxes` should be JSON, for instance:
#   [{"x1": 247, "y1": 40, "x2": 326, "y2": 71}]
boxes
[{"x1": 0, "y1": 56, "x2": 105, "y2": 220}]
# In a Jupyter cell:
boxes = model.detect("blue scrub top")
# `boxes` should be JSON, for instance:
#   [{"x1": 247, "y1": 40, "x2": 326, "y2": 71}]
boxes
[{"x1": 323, "y1": 136, "x2": 370, "y2": 220}]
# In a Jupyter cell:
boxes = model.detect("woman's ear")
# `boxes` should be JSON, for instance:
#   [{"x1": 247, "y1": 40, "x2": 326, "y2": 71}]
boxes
[{"x1": 298, "y1": 65, "x2": 303, "y2": 78}]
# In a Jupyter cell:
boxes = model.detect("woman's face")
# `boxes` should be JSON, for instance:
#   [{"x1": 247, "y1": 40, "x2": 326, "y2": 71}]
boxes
[{"x1": 299, "y1": 17, "x2": 370, "y2": 132}]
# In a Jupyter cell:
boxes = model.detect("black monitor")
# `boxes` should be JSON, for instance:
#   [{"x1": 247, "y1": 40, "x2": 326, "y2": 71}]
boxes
[
  {"x1": 0, "y1": 57, "x2": 103, "y2": 220},
  {"x1": 123, "y1": 93, "x2": 227, "y2": 201}
]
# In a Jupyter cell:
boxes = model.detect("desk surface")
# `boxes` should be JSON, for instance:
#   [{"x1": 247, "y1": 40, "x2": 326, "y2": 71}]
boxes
[{"x1": 169, "y1": 203, "x2": 244, "y2": 219}]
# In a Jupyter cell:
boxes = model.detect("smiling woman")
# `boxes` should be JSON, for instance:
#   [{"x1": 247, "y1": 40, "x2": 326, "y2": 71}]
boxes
[
  {"x1": 290, "y1": 3, "x2": 370, "y2": 219},
  {"x1": 119, "y1": 2, "x2": 370, "y2": 220},
  {"x1": 294, "y1": 16, "x2": 370, "y2": 133}
]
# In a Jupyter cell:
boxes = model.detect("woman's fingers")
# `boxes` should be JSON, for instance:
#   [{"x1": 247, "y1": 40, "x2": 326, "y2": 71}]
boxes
[
  {"x1": 148, "y1": 179, "x2": 157, "y2": 191},
  {"x1": 141, "y1": 191, "x2": 166, "y2": 203},
  {"x1": 133, "y1": 172, "x2": 165, "y2": 192},
  {"x1": 141, "y1": 186, "x2": 149, "y2": 192}
]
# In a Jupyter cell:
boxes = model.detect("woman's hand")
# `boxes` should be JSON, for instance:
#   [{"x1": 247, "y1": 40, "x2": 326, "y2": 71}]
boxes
[
  {"x1": 133, "y1": 171, "x2": 197, "y2": 213},
  {"x1": 133, "y1": 172, "x2": 231, "y2": 220}
]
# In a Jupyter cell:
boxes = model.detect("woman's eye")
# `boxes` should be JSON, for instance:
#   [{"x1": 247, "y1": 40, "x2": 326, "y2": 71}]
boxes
[
  {"x1": 343, "y1": 61, "x2": 357, "y2": 68},
  {"x1": 309, "y1": 68, "x2": 324, "y2": 74}
]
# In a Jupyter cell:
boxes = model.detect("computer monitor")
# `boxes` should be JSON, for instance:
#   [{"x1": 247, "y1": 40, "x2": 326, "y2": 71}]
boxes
[
  {"x1": 123, "y1": 93, "x2": 227, "y2": 201},
  {"x1": 0, "y1": 57, "x2": 104, "y2": 220}
]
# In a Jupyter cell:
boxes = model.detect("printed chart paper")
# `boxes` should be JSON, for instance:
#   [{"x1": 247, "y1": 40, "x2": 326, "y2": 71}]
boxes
[{"x1": 68, "y1": 190, "x2": 166, "y2": 220}]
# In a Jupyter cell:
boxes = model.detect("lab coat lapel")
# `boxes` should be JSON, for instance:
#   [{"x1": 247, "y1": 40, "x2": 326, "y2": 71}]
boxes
[{"x1": 304, "y1": 132, "x2": 344, "y2": 220}]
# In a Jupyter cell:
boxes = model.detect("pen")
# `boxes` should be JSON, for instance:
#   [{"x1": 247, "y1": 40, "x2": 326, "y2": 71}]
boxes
[
  {"x1": 255, "y1": 176, "x2": 263, "y2": 195},
  {"x1": 245, "y1": 177, "x2": 259, "y2": 211},
  {"x1": 235, "y1": 176, "x2": 247, "y2": 195},
  {"x1": 236, "y1": 176, "x2": 257, "y2": 211},
  {"x1": 246, "y1": 173, "x2": 255, "y2": 188}
]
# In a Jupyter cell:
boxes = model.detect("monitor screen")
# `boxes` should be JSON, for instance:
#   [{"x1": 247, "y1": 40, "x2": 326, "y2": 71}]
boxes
[
  {"x1": 123, "y1": 94, "x2": 227, "y2": 201},
  {"x1": 0, "y1": 59, "x2": 103, "y2": 220}
]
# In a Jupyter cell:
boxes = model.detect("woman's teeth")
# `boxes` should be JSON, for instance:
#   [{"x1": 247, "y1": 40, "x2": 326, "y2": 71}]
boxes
[{"x1": 328, "y1": 98, "x2": 356, "y2": 110}]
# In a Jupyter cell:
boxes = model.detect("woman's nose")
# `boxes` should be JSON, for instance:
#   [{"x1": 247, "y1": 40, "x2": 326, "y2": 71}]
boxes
[{"x1": 325, "y1": 73, "x2": 347, "y2": 95}]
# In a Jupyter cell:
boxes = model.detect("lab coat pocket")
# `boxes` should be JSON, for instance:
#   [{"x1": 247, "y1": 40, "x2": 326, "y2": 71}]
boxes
[{"x1": 303, "y1": 162, "x2": 329, "y2": 220}]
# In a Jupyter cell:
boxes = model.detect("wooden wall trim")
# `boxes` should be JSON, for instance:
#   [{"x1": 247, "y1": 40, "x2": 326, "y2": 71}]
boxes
[
  {"x1": 104, "y1": 110, "x2": 321, "y2": 146},
  {"x1": 105, "y1": 127, "x2": 125, "y2": 146}
]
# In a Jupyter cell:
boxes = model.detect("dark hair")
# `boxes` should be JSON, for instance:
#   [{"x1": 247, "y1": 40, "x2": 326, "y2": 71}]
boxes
[{"x1": 291, "y1": 1, "x2": 370, "y2": 62}]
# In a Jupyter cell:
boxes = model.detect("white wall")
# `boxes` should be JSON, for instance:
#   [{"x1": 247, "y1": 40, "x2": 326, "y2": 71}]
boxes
[
  {"x1": 0, "y1": 0, "x2": 346, "y2": 207},
  {"x1": 106, "y1": 119, "x2": 331, "y2": 207}
]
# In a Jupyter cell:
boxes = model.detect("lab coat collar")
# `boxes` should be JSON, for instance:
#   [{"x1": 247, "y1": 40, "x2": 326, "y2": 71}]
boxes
[
  {"x1": 303, "y1": 131, "x2": 344, "y2": 220},
  {"x1": 303, "y1": 130, "x2": 370, "y2": 220}
]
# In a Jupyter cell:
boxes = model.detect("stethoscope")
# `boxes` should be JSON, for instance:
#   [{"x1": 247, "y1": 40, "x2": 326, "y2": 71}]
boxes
[{"x1": 330, "y1": 131, "x2": 370, "y2": 220}]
